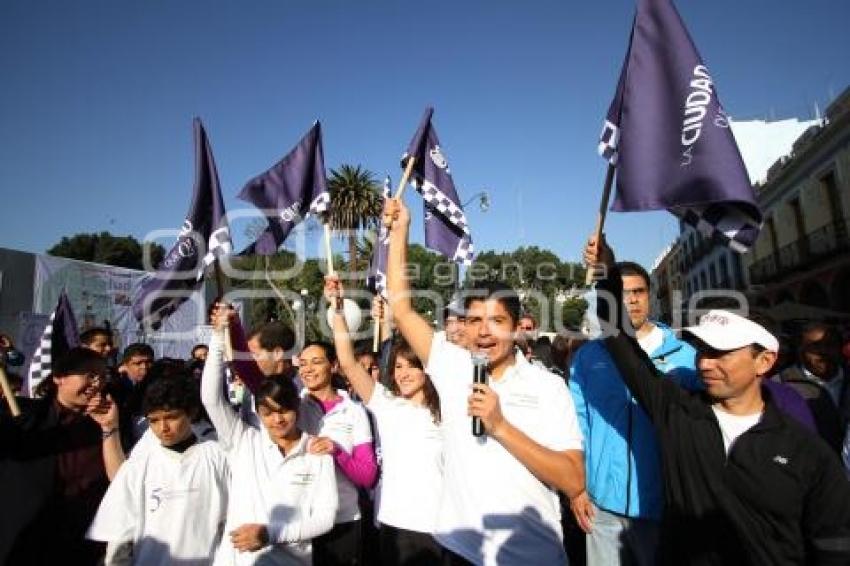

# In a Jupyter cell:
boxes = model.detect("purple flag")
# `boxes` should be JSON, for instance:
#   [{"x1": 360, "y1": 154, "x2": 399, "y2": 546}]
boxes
[
  {"x1": 133, "y1": 118, "x2": 232, "y2": 327},
  {"x1": 367, "y1": 176, "x2": 391, "y2": 298},
  {"x1": 27, "y1": 291, "x2": 80, "y2": 396},
  {"x1": 600, "y1": 0, "x2": 761, "y2": 252},
  {"x1": 403, "y1": 108, "x2": 474, "y2": 264},
  {"x1": 238, "y1": 121, "x2": 330, "y2": 255}
]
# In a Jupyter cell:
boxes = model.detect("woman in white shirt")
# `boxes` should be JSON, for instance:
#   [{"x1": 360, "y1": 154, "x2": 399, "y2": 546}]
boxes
[
  {"x1": 296, "y1": 337, "x2": 378, "y2": 565},
  {"x1": 202, "y1": 304, "x2": 338, "y2": 566},
  {"x1": 326, "y1": 276, "x2": 444, "y2": 565}
]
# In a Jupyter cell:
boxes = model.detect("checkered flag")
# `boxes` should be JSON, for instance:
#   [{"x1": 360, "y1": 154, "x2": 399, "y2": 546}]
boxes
[
  {"x1": 367, "y1": 176, "x2": 392, "y2": 298},
  {"x1": 403, "y1": 108, "x2": 475, "y2": 265},
  {"x1": 133, "y1": 118, "x2": 231, "y2": 327},
  {"x1": 675, "y1": 204, "x2": 761, "y2": 253},
  {"x1": 27, "y1": 291, "x2": 79, "y2": 396},
  {"x1": 598, "y1": 0, "x2": 761, "y2": 252},
  {"x1": 238, "y1": 121, "x2": 330, "y2": 255}
]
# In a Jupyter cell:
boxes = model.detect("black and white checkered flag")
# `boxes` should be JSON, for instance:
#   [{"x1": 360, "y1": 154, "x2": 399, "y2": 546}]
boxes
[
  {"x1": 403, "y1": 108, "x2": 475, "y2": 265},
  {"x1": 26, "y1": 291, "x2": 79, "y2": 396}
]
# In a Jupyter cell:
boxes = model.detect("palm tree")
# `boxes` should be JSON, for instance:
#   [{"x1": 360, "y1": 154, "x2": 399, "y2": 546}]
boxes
[{"x1": 326, "y1": 164, "x2": 384, "y2": 274}]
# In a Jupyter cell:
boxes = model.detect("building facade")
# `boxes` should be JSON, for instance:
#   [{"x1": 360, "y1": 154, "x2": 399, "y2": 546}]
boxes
[{"x1": 744, "y1": 87, "x2": 850, "y2": 313}]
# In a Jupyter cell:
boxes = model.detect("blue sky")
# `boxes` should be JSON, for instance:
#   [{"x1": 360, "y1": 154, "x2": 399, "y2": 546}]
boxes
[{"x1": 2, "y1": 0, "x2": 849, "y2": 270}]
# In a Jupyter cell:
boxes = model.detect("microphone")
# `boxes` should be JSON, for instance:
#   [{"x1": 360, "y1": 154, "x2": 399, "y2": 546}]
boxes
[{"x1": 471, "y1": 353, "x2": 489, "y2": 437}]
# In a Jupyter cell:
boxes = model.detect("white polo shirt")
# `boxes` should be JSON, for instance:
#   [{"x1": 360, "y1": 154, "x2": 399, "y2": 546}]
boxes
[
  {"x1": 366, "y1": 382, "x2": 443, "y2": 533},
  {"x1": 427, "y1": 333, "x2": 583, "y2": 565},
  {"x1": 298, "y1": 390, "x2": 374, "y2": 524},
  {"x1": 202, "y1": 335, "x2": 339, "y2": 566},
  {"x1": 87, "y1": 439, "x2": 229, "y2": 565}
]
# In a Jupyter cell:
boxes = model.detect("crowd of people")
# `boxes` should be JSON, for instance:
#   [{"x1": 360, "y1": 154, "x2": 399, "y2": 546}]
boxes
[{"x1": 1, "y1": 197, "x2": 849, "y2": 565}]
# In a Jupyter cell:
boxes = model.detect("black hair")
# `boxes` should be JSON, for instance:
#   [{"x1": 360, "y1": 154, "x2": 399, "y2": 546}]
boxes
[
  {"x1": 256, "y1": 374, "x2": 301, "y2": 414},
  {"x1": 54, "y1": 346, "x2": 108, "y2": 378},
  {"x1": 462, "y1": 281, "x2": 521, "y2": 326},
  {"x1": 141, "y1": 375, "x2": 200, "y2": 416},
  {"x1": 36, "y1": 347, "x2": 108, "y2": 399},
  {"x1": 121, "y1": 343, "x2": 154, "y2": 365},
  {"x1": 249, "y1": 321, "x2": 295, "y2": 352},
  {"x1": 353, "y1": 340, "x2": 376, "y2": 359},
  {"x1": 616, "y1": 261, "x2": 651, "y2": 289},
  {"x1": 79, "y1": 327, "x2": 111, "y2": 346},
  {"x1": 388, "y1": 341, "x2": 441, "y2": 424},
  {"x1": 301, "y1": 341, "x2": 337, "y2": 364},
  {"x1": 190, "y1": 344, "x2": 208, "y2": 356}
]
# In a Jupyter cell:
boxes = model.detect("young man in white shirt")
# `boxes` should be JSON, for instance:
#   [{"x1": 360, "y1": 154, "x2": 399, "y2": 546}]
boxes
[
  {"x1": 203, "y1": 305, "x2": 339, "y2": 566},
  {"x1": 88, "y1": 375, "x2": 230, "y2": 565},
  {"x1": 383, "y1": 198, "x2": 585, "y2": 565}
]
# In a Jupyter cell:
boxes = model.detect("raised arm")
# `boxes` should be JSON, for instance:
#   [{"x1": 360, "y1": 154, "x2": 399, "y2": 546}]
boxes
[
  {"x1": 587, "y1": 236, "x2": 682, "y2": 423},
  {"x1": 384, "y1": 198, "x2": 434, "y2": 365},
  {"x1": 201, "y1": 304, "x2": 245, "y2": 450},
  {"x1": 325, "y1": 276, "x2": 376, "y2": 403}
]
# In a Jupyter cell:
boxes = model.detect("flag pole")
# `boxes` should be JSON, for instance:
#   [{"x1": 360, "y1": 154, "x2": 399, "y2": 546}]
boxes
[
  {"x1": 0, "y1": 365, "x2": 21, "y2": 417},
  {"x1": 394, "y1": 157, "x2": 417, "y2": 200},
  {"x1": 585, "y1": 163, "x2": 617, "y2": 285},
  {"x1": 213, "y1": 260, "x2": 234, "y2": 362},
  {"x1": 324, "y1": 223, "x2": 335, "y2": 275},
  {"x1": 372, "y1": 298, "x2": 383, "y2": 353}
]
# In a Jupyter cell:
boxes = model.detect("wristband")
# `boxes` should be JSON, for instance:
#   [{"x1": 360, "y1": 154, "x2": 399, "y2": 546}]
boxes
[{"x1": 101, "y1": 428, "x2": 118, "y2": 439}]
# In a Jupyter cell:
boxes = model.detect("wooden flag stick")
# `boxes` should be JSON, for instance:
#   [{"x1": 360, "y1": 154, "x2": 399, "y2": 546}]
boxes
[
  {"x1": 393, "y1": 157, "x2": 417, "y2": 200},
  {"x1": 372, "y1": 297, "x2": 383, "y2": 353},
  {"x1": 212, "y1": 260, "x2": 234, "y2": 362},
  {"x1": 0, "y1": 365, "x2": 21, "y2": 417},
  {"x1": 324, "y1": 223, "x2": 335, "y2": 275},
  {"x1": 585, "y1": 163, "x2": 617, "y2": 286}
]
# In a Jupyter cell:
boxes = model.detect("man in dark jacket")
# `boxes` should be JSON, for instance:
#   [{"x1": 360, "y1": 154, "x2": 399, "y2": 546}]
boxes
[
  {"x1": 776, "y1": 322, "x2": 850, "y2": 453},
  {"x1": 586, "y1": 235, "x2": 850, "y2": 566},
  {"x1": 0, "y1": 347, "x2": 124, "y2": 565}
]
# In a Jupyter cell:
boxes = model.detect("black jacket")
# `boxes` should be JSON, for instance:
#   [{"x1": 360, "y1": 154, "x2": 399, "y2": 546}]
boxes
[
  {"x1": 597, "y1": 269, "x2": 850, "y2": 566},
  {"x1": 0, "y1": 398, "x2": 107, "y2": 565}
]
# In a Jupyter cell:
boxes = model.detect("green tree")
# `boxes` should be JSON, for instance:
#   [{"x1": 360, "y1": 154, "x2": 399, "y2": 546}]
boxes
[
  {"x1": 48, "y1": 232, "x2": 165, "y2": 270},
  {"x1": 326, "y1": 164, "x2": 384, "y2": 274}
]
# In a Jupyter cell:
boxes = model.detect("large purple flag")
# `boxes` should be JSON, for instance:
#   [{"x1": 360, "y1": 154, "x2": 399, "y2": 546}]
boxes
[
  {"x1": 403, "y1": 108, "x2": 474, "y2": 264},
  {"x1": 599, "y1": 0, "x2": 761, "y2": 252},
  {"x1": 238, "y1": 121, "x2": 330, "y2": 255},
  {"x1": 133, "y1": 118, "x2": 232, "y2": 327},
  {"x1": 27, "y1": 291, "x2": 80, "y2": 396},
  {"x1": 367, "y1": 175, "x2": 391, "y2": 298}
]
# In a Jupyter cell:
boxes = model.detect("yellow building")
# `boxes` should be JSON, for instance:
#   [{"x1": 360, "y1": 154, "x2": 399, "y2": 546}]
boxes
[{"x1": 744, "y1": 86, "x2": 850, "y2": 312}]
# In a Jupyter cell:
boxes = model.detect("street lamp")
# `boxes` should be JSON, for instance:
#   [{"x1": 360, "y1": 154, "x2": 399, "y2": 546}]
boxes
[{"x1": 462, "y1": 191, "x2": 490, "y2": 212}]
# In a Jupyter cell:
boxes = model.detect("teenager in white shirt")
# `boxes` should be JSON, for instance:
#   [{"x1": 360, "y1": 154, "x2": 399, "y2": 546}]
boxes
[
  {"x1": 325, "y1": 275, "x2": 444, "y2": 565},
  {"x1": 88, "y1": 375, "x2": 230, "y2": 565},
  {"x1": 203, "y1": 305, "x2": 338, "y2": 566},
  {"x1": 296, "y1": 340, "x2": 378, "y2": 565},
  {"x1": 383, "y1": 198, "x2": 585, "y2": 565}
]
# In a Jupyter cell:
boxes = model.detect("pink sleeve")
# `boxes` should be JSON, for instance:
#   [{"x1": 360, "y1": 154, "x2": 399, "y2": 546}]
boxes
[
  {"x1": 228, "y1": 314, "x2": 265, "y2": 394},
  {"x1": 333, "y1": 441, "x2": 378, "y2": 489}
]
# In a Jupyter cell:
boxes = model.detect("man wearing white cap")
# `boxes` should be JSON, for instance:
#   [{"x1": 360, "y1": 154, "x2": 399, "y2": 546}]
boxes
[{"x1": 585, "y1": 235, "x2": 850, "y2": 566}]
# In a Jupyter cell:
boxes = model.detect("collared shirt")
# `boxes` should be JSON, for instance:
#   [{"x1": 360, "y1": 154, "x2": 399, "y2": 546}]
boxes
[
  {"x1": 427, "y1": 333, "x2": 583, "y2": 565},
  {"x1": 202, "y1": 335, "x2": 338, "y2": 566},
  {"x1": 298, "y1": 390, "x2": 373, "y2": 523}
]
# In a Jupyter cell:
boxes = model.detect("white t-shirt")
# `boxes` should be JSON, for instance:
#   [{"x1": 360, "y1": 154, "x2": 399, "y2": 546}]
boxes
[
  {"x1": 366, "y1": 382, "x2": 443, "y2": 533},
  {"x1": 711, "y1": 406, "x2": 762, "y2": 455},
  {"x1": 637, "y1": 324, "x2": 663, "y2": 355},
  {"x1": 298, "y1": 391, "x2": 374, "y2": 524},
  {"x1": 427, "y1": 333, "x2": 583, "y2": 565},
  {"x1": 87, "y1": 439, "x2": 230, "y2": 566},
  {"x1": 202, "y1": 335, "x2": 339, "y2": 566}
]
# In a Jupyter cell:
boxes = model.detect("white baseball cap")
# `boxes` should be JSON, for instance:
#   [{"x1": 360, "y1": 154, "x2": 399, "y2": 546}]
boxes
[{"x1": 682, "y1": 310, "x2": 779, "y2": 353}]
